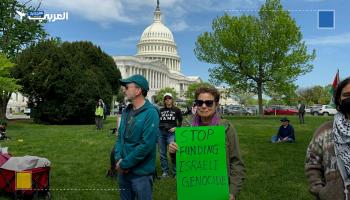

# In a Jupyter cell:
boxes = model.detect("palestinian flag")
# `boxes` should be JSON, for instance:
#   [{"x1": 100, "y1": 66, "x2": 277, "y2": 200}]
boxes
[
  {"x1": 330, "y1": 69, "x2": 340, "y2": 96},
  {"x1": 329, "y1": 69, "x2": 340, "y2": 105}
]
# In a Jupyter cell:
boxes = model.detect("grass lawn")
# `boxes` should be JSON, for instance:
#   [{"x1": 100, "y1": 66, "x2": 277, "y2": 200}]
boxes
[{"x1": 0, "y1": 115, "x2": 331, "y2": 200}]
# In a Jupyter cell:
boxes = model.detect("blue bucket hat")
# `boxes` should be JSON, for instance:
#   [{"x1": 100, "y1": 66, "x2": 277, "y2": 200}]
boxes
[{"x1": 119, "y1": 74, "x2": 149, "y2": 91}]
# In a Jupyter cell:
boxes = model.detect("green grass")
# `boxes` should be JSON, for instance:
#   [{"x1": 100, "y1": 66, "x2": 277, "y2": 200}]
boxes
[{"x1": 0, "y1": 115, "x2": 331, "y2": 200}]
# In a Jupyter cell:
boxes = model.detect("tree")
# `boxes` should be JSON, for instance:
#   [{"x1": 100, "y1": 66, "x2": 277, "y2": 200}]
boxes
[
  {"x1": 184, "y1": 82, "x2": 214, "y2": 106},
  {"x1": 297, "y1": 85, "x2": 331, "y2": 105},
  {"x1": 13, "y1": 40, "x2": 121, "y2": 124},
  {"x1": 0, "y1": 0, "x2": 47, "y2": 119},
  {"x1": 155, "y1": 87, "x2": 177, "y2": 105},
  {"x1": 0, "y1": 0, "x2": 47, "y2": 58},
  {"x1": 223, "y1": 87, "x2": 255, "y2": 105},
  {"x1": 0, "y1": 53, "x2": 21, "y2": 119},
  {"x1": 235, "y1": 92, "x2": 256, "y2": 105},
  {"x1": 115, "y1": 88, "x2": 126, "y2": 103},
  {"x1": 194, "y1": 0, "x2": 315, "y2": 115},
  {"x1": 268, "y1": 84, "x2": 298, "y2": 106},
  {"x1": 246, "y1": 98, "x2": 269, "y2": 106}
]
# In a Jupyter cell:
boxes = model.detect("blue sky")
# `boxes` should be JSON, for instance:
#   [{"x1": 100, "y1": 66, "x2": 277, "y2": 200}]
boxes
[{"x1": 25, "y1": 0, "x2": 350, "y2": 89}]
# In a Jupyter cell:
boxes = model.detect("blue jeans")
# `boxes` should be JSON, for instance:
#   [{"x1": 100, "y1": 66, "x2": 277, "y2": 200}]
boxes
[
  {"x1": 158, "y1": 129, "x2": 176, "y2": 175},
  {"x1": 118, "y1": 173, "x2": 153, "y2": 200},
  {"x1": 271, "y1": 135, "x2": 295, "y2": 143}
]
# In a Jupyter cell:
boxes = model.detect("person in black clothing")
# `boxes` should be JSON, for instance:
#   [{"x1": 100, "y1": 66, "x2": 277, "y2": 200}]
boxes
[
  {"x1": 159, "y1": 93, "x2": 183, "y2": 178},
  {"x1": 298, "y1": 101, "x2": 306, "y2": 124},
  {"x1": 271, "y1": 117, "x2": 295, "y2": 143},
  {"x1": 114, "y1": 102, "x2": 126, "y2": 134}
]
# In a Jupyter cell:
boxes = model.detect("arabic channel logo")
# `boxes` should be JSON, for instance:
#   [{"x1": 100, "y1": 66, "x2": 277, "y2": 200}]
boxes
[{"x1": 16, "y1": 10, "x2": 68, "y2": 23}]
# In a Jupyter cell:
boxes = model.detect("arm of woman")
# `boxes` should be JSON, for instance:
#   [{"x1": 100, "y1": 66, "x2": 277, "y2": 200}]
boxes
[
  {"x1": 305, "y1": 133, "x2": 325, "y2": 196},
  {"x1": 227, "y1": 123, "x2": 246, "y2": 197}
]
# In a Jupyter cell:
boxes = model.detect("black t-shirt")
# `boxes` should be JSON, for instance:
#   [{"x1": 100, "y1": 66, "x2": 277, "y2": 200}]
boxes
[
  {"x1": 159, "y1": 106, "x2": 183, "y2": 131},
  {"x1": 299, "y1": 104, "x2": 305, "y2": 113},
  {"x1": 118, "y1": 104, "x2": 126, "y2": 115}
]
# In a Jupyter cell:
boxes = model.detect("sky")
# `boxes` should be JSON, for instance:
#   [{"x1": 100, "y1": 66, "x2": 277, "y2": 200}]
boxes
[{"x1": 22, "y1": 0, "x2": 350, "y2": 89}]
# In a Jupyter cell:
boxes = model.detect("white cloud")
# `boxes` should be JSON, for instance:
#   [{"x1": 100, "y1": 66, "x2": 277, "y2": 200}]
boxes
[
  {"x1": 37, "y1": 0, "x2": 262, "y2": 29},
  {"x1": 123, "y1": 0, "x2": 182, "y2": 10},
  {"x1": 120, "y1": 36, "x2": 140, "y2": 43},
  {"x1": 306, "y1": 33, "x2": 350, "y2": 46},
  {"x1": 186, "y1": 0, "x2": 262, "y2": 12},
  {"x1": 304, "y1": 0, "x2": 326, "y2": 2},
  {"x1": 97, "y1": 35, "x2": 140, "y2": 49},
  {"x1": 38, "y1": 0, "x2": 186, "y2": 27},
  {"x1": 41, "y1": 0, "x2": 133, "y2": 23},
  {"x1": 170, "y1": 20, "x2": 189, "y2": 32},
  {"x1": 170, "y1": 20, "x2": 207, "y2": 32}
]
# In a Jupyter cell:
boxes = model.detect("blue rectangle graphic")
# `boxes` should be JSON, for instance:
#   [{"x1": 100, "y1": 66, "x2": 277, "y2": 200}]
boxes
[{"x1": 318, "y1": 10, "x2": 334, "y2": 28}]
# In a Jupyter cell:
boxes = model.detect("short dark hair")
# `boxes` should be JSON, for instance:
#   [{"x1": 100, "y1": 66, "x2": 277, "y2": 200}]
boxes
[
  {"x1": 334, "y1": 77, "x2": 350, "y2": 111},
  {"x1": 96, "y1": 101, "x2": 103, "y2": 108},
  {"x1": 132, "y1": 84, "x2": 147, "y2": 97},
  {"x1": 194, "y1": 86, "x2": 220, "y2": 102},
  {"x1": 141, "y1": 89, "x2": 148, "y2": 97}
]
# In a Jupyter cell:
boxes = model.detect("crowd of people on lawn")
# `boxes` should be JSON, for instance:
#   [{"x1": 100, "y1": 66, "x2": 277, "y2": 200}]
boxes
[
  {"x1": 110, "y1": 74, "x2": 245, "y2": 200},
  {"x1": 105, "y1": 73, "x2": 350, "y2": 200},
  {"x1": 3, "y1": 74, "x2": 349, "y2": 200}
]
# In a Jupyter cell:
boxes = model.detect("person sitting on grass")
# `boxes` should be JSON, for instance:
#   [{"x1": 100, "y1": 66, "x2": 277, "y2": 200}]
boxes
[{"x1": 271, "y1": 117, "x2": 295, "y2": 143}]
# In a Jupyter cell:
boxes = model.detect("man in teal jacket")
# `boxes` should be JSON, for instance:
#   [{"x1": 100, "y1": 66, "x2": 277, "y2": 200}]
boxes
[{"x1": 114, "y1": 74, "x2": 159, "y2": 200}]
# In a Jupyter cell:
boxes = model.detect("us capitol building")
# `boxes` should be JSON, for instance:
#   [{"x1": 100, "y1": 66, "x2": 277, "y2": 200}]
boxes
[
  {"x1": 113, "y1": 1, "x2": 201, "y2": 103},
  {"x1": 6, "y1": 1, "x2": 238, "y2": 117}
]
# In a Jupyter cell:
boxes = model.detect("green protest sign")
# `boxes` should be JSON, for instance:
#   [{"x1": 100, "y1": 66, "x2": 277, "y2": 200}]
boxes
[{"x1": 176, "y1": 126, "x2": 229, "y2": 200}]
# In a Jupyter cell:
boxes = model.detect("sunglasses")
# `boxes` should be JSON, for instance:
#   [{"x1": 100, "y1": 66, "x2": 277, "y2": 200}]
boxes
[
  {"x1": 195, "y1": 100, "x2": 215, "y2": 107},
  {"x1": 164, "y1": 96, "x2": 172, "y2": 100}
]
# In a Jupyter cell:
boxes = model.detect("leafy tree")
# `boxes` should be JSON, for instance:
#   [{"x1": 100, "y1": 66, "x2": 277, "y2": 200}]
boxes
[
  {"x1": 268, "y1": 84, "x2": 298, "y2": 106},
  {"x1": 297, "y1": 85, "x2": 331, "y2": 105},
  {"x1": 0, "y1": 0, "x2": 47, "y2": 119},
  {"x1": 236, "y1": 93, "x2": 255, "y2": 106},
  {"x1": 0, "y1": 53, "x2": 21, "y2": 119},
  {"x1": 194, "y1": 0, "x2": 315, "y2": 115},
  {"x1": 155, "y1": 87, "x2": 177, "y2": 105},
  {"x1": 268, "y1": 98, "x2": 285, "y2": 106},
  {"x1": 13, "y1": 40, "x2": 121, "y2": 124},
  {"x1": 246, "y1": 98, "x2": 269, "y2": 106},
  {"x1": 0, "y1": 0, "x2": 47, "y2": 58},
  {"x1": 224, "y1": 87, "x2": 255, "y2": 106},
  {"x1": 184, "y1": 82, "x2": 214, "y2": 106},
  {"x1": 115, "y1": 88, "x2": 125, "y2": 102}
]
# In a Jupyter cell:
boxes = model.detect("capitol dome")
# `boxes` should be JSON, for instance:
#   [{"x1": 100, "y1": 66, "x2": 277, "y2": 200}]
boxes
[
  {"x1": 140, "y1": 21, "x2": 174, "y2": 42},
  {"x1": 136, "y1": 0, "x2": 181, "y2": 73}
]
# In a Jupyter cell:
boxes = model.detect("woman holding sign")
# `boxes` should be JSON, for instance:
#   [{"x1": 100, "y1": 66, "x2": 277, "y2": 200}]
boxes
[{"x1": 169, "y1": 86, "x2": 246, "y2": 200}]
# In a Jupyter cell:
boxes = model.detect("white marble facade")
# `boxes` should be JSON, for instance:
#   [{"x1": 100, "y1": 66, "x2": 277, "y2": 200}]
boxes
[
  {"x1": 113, "y1": 1, "x2": 201, "y2": 103},
  {"x1": 6, "y1": 93, "x2": 28, "y2": 114}
]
